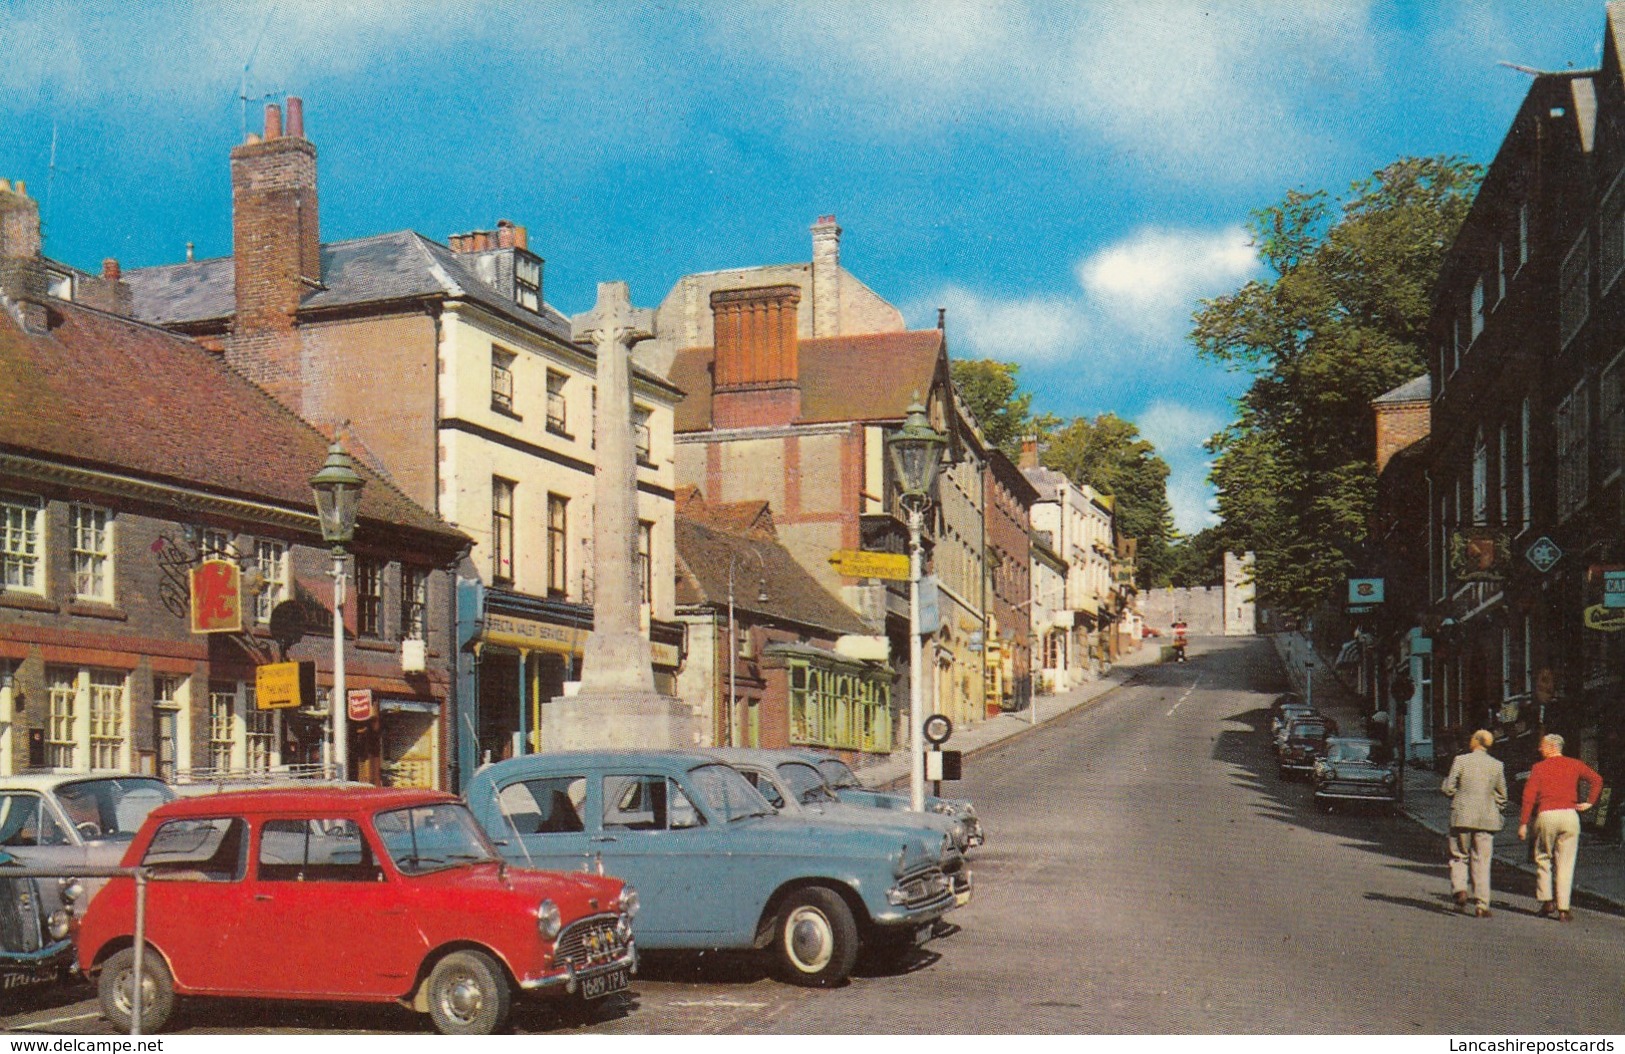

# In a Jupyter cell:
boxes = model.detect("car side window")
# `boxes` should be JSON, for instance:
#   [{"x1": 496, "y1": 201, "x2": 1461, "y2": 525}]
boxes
[
  {"x1": 0, "y1": 793, "x2": 68, "y2": 848},
  {"x1": 497, "y1": 777, "x2": 586, "y2": 835},
  {"x1": 743, "y1": 772, "x2": 785, "y2": 810},
  {"x1": 602, "y1": 775, "x2": 703, "y2": 831},
  {"x1": 142, "y1": 817, "x2": 247, "y2": 881},
  {"x1": 257, "y1": 818, "x2": 381, "y2": 882}
]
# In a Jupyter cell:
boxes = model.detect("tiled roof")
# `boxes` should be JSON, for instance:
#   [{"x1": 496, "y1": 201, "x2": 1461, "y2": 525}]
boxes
[
  {"x1": 669, "y1": 329, "x2": 944, "y2": 433},
  {"x1": 1373, "y1": 375, "x2": 1431, "y2": 404},
  {"x1": 123, "y1": 231, "x2": 679, "y2": 393},
  {"x1": 0, "y1": 300, "x2": 464, "y2": 544},
  {"x1": 675, "y1": 517, "x2": 868, "y2": 637}
]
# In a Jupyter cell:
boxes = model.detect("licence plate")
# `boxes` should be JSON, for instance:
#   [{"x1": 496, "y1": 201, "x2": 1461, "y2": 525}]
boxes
[{"x1": 580, "y1": 968, "x2": 629, "y2": 1000}]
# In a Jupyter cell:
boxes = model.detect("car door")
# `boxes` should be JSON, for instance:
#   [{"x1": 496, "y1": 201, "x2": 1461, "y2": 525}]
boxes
[
  {"x1": 134, "y1": 815, "x2": 254, "y2": 994},
  {"x1": 0, "y1": 792, "x2": 84, "y2": 880},
  {"x1": 593, "y1": 772, "x2": 735, "y2": 944},
  {"x1": 235, "y1": 816, "x2": 426, "y2": 998},
  {"x1": 486, "y1": 774, "x2": 593, "y2": 874}
]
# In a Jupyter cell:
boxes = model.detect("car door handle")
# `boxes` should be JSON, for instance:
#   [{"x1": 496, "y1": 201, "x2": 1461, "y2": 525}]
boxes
[
  {"x1": 590, "y1": 835, "x2": 617, "y2": 844},
  {"x1": 254, "y1": 894, "x2": 273, "y2": 902}
]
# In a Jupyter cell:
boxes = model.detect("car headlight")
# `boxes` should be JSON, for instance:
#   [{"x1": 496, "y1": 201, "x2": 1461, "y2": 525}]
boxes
[
  {"x1": 58, "y1": 877, "x2": 85, "y2": 904},
  {"x1": 536, "y1": 898, "x2": 562, "y2": 940},
  {"x1": 617, "y1": 886, "x2": 640, "y2": 919},
  {"x1": 1382, "y1": 772, "x2": 1397, "y2": 786},
  {"x1": 47, "y1": 909, "x2": 72, "y2": 941}
]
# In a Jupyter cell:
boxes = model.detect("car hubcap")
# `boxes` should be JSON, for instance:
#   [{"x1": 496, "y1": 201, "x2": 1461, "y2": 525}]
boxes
[
  {"x1": 786, "y1": 907, "x2": 834, "y2": 972},
  {"x1": 441, "y1": 973, "x2": 483, "y2": 1022},
  {"x1": 114, "y1": 968, "x2": 155, "y2": 1017}
]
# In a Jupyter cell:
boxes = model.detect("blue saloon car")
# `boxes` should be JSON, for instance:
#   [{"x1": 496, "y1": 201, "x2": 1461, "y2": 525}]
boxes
[
  {"x1": 465, "y1": 751, "x2": 958, "y2": 986},
  {"x1": 804, "y1": 753, "x2": 985, "y2": 850}
]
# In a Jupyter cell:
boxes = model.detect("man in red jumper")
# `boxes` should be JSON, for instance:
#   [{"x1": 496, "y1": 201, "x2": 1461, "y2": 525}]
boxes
[{"x1": 1518, "y1": 733, "x2": 1603, "y2": 921}]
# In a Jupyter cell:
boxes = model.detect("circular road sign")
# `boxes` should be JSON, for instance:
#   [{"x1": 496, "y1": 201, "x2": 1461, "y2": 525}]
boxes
[{"x1": 923, "y1": 714, "x2": 953, "y2": 745}]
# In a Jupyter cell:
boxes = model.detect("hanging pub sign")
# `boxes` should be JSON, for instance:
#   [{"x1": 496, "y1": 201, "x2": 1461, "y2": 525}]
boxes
[
  {"x1": 256, "y1": 661, "x2": 315, "y2": 709},
  {"x1": 1348, "y1": 578, "x2": 1385, "y2": 605},
  {"x1": 347, "y1": 688, "x2": 376, "y2": 722},
  {"x1": 1450, "y1": 529, "x2": 1510, "y2": 583},
  {"x1": 189, "y1": 558, "x2": 242, "y2": 633}
]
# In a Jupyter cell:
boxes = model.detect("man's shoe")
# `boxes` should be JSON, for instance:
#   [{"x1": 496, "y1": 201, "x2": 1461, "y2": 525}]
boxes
[
  {"x1": 1453, "y1": 891, "x2": 1469, "y2": 907},
  {"x1": 1558, "y1": 909, "x2": 1574, "y2": 922},
  {"x1": 1475, "y1": 907, "x2": 1492, "y2": 918},
  {"x1": 1537, "y1": 901, "x2": 1557, "y2": 917}
]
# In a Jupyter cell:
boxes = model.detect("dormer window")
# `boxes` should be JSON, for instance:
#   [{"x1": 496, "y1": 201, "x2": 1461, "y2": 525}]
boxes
[{"x1": 515, "y1": 252, "x2": 542, "y2": 313}]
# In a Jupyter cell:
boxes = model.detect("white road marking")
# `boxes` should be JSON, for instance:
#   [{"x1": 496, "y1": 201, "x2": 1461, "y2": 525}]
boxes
[
  {"x1": 1166, "y1": 676, "x2": 1202, "y2": 717},
  {"x1": 666, "y1": 999, "x2": 770, "y2": 1009},
  {"x1": 14, "y1": 1011, "x2": 100, "y2": 1030}
]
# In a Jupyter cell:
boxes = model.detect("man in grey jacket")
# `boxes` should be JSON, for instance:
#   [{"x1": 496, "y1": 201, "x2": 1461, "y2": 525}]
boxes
[{"x1": 1442, "y1": 729, "x2": 1508, "y2": 917}]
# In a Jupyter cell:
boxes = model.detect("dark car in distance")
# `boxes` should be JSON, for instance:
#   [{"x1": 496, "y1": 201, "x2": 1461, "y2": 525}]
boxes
[{"x1": 1277, "y1": 716, "x2": 1334, "y2": 777}]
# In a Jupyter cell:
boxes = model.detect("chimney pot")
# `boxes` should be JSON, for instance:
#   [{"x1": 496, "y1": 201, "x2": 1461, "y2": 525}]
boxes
[
  {"x1": 264, "y1": 103, "x2": 282, "y2": 140},
  {"x1": 185, "y1": 241, "x2": 195, "y2": 262},
  {"x1": 13, "y1": 181, "x2": 23, "y2": 197},
  {"x1": 285, "y1": 96, "x2": 304, "y2": 138},
  {"x1": 102, "y1": 258, "x2": 120, "y2": 280},
  {"x1": 496, "y1": 221, "x2": 514, "y2": 249},
  {"x1": 513, "y1": 225, "x2": 528, "y2": 250},
  {"x1": 937, "y1": 307, "x2": 945, "y2": 330},
  {"x1": 245, "y1": 132, "x2": 262, "y2": 145}
]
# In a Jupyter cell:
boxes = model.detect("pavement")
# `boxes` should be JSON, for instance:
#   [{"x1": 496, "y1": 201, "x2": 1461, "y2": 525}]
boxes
[
  {"x1": 1273, "y1": 630, "x2": 1625, "y2": 913},
  {"x1": 850, "y1": 641, "x2": 1166, "y2": 792}
]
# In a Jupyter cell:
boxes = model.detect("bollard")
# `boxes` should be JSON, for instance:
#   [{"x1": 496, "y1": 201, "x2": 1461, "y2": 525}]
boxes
[{"x1": 131, "y1": 869, "x2": 147, "y2": 1037}]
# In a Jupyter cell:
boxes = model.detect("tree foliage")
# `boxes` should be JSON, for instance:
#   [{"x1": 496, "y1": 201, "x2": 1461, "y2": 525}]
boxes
[
  {"x1": 1167, "y1": 526, "x2": 1228, "y2": 588},
  {"x1": 1193, "y1": 156, "x2": 1481, "y2": 615},
  {"x1": 950, "y1": 359, "x2": 1046, "y2": 459},
  {"x1": 1042, "y1": 413, "x2": 1175, "y2": 589}
]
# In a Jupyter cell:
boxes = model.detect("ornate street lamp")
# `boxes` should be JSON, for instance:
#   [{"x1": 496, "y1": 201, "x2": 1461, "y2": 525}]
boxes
[
  {"x1": 725, "y1": 547, "x2": 769, "y2": 747},
  {"x1": 310, "y1": 438, "x2": 364, "y2": 779},
  {"x1": 886, "y1": 399, "x2": 948, "y2": 812}
]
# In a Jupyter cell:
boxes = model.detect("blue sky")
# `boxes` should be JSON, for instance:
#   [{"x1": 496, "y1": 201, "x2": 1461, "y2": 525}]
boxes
[{"x1": 0, "y1": 2, "x2": 1612, "y2": 532}]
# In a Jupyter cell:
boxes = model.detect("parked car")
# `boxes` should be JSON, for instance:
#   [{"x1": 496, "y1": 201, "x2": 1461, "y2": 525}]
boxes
[
  {"x1": 1312, "y1": 737, "x2": 1401, "y2": 812},
  {"x1": 1270, "y1": 703, "x2": 1317, "y2": 741},
  {"x1": 466, "y1": 751, "x2": 958, "y2": 987},
  {"x1": 77, "y1": 787, "x2": 637, "y2": 1034},
  {"x1": 701, "y1": 748, "x2": 972, "y2": 906},
  {"x1": 803, "y1": 753, "x2": 985, "y2": 851},
  {"x1": 1277, "y1": 715, "x2": 1334, "y2": 777},
  {"x1": 0, "y1": 775, "x2": 173, "y2": 903},
  {"x1": 0, "y1": 847, "x2": 81, "y2": 999}
]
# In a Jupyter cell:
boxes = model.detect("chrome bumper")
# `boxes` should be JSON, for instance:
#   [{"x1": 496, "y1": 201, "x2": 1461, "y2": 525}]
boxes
[{"x1": 519, "y1": 943, "x2": 638, "y2": 994}]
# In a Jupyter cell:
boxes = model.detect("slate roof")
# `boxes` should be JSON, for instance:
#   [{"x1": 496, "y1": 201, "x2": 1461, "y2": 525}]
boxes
[
  {"x1": 0, "y1": 299, "x2": 465, "y2": 545},
  {"x1": 675, "y1": 517, "x2": 868, "y2": 637},
  {"x1": 1373, "y1": 374, "x2": 1431, "y2": 404},
  {"x1": 127, "y1": 231, "x2": 572, "y2": 340},
  {"x1": 668, "y1": 329, "x2": 944, "y2": 433}
]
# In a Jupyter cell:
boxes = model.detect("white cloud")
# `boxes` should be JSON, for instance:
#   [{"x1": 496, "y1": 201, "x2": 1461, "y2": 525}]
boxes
[
  {"x1": 1138, "y1": 401, "x2": 1224, "y2": 535},
  {"x1": 1137, "y1": 401, "x2": 1225, "y2": 458},
  {"x1": 932, "y1": 285, "x2": 1088, "y2": 363},
  {"x1": 1077, "y1": 227, "x2": 1257, "y2": 340}
]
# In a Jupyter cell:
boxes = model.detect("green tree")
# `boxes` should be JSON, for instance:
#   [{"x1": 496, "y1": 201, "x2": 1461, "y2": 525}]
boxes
[
  {"x1": 1042, "y1": 413, "x2": 1175, "y2": 589},
  {"x1": 1193, "y1": 155, "x2": 1481, "y2": 615},
  {"x1": 950, "y1": 358, "x2": 1050, "y2": 459},
  {"x1": 1167, "y1": 526, "x2": 1228, "y2": 588}
]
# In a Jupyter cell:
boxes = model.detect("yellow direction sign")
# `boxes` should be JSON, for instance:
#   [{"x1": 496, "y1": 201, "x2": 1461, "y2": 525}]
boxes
[
  {"x1": 256, "y1": 661, "x2": 314, "y2": 709},
  {"x1": 829, "y1": 549, "x2": 911, "y2": 581}
]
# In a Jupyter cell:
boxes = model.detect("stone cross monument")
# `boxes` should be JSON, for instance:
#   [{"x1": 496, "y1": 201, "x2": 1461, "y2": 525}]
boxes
[{"x1": 546, "y1": 281, "x2": 695, "y2": 748}]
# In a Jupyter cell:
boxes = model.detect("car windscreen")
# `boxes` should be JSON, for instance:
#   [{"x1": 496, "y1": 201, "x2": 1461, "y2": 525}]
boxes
[
  {"x1": 374, "y1": 802, "x2": 497, "y2": 875},
  {"x1": 777, "y1": 762, "x2": 835, "y2": 804},
  {"x1": 1326, "y1": 740, "x2": 1375, "y2": 763},
  {"x1": 1288, "y1": 722, "x2": 1328, "y2": 739},
  {"x1": 817, "y1": 759, "x2": 862, "y2": 790},
  {"x1": 55, "y1": 778, "x2": 174, "y2": 841},
  {"x1": 685, "y1": 764, "x2": 774, "y2": 822}
]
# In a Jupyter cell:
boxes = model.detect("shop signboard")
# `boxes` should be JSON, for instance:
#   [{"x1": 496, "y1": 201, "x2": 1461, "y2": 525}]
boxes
[
  {"x1": 827, "y1": 549, "x2": 911, "y2": 581},
  {"x1": 1347, "y1": 578, "x2": 1385, "y2": 605},
  {"x1": 256, "y1": 661, "x2": 314, "y2": 710},
  {"x1": 348, "y1": 688, "x2": 375, "y2": 722},
  {"x1": 189, "y1": 558, "x2": 242, "y2": 633}
]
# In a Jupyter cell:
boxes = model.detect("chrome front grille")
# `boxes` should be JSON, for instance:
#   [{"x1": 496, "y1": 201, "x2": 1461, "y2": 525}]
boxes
[
  {"x1": 554, "y1": 913, "x2": 628, "y2": 971},
  {"x1": 0, "y1": 876, "x2": 45, "y2": 954},
  {"x1": 895, "y1": 866, "x2": 951, "y2": 907}
]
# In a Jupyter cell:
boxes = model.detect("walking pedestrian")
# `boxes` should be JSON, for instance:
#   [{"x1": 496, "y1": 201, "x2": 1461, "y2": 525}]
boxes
[
  {"x1": 1518, "y1": 733, "x2": 1603, "y2": 922},
  {"x1": 1441, "y1": 729, "x2": 1506, "y2": 918}
]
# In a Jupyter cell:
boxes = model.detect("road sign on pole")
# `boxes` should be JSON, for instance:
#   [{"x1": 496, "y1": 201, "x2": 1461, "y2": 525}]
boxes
[{"x1": 828, "y1": 549, "x2": 911, "y2": 581}]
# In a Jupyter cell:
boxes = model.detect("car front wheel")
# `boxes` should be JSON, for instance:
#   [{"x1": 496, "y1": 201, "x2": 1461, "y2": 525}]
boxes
[
  {"x1": 772, "y1": 887, "x2": 858, "y2": 987},
  {"x1": 426, "y1": 950, "x2": 511, "y2": 1035},
  {"x1": 98, "y1": 946, "x2": 175, "y2": 1034}
]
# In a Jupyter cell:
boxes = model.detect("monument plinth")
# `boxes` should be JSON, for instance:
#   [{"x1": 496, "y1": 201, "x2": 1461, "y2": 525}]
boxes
[{"x1": 545, "y1": 282, "x2": 695, "y2": 749}]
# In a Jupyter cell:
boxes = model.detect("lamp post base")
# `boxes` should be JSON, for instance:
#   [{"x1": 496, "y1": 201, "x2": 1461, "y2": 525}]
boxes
[{"x1": 544, "y1": 690, "x2": 696, "y2": 750}]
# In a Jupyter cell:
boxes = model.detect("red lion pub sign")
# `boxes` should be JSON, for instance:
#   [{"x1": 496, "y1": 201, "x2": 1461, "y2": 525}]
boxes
[{"x1": 189, "y1": 558, "x2": 243, "y2": 633}]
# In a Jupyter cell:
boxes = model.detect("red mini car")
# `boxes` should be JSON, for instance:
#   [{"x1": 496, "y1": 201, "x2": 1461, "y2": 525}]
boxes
[{"x1": 78, "y1": 787, "x2": 638, "y2": 1034}]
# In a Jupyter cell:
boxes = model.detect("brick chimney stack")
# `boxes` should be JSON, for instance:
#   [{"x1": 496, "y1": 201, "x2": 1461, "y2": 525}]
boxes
[
  {"x1": 0, "y1": 179, "x2": 48, "y2": 333},
  {"x1": 229, "y1": 94, "x2": 319, "y2": 412},
  {"x1": 810, "y1": 215, "x2": 841, "y2": 337},
  {"x1": 710, "y1": 285, "x2": 802, "y2": 428},
  {"x1": 1019, "y1": 435, "x2": 1040, "y2": 470}
]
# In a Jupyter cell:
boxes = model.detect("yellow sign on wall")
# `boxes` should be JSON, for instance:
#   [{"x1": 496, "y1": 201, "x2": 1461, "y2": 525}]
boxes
[
  {"x1": 828, "y1": 549, "x2": 911, "y2": 581},
  {"x1": 256, "y1": 661, "x2": 314, "y2": 709}
]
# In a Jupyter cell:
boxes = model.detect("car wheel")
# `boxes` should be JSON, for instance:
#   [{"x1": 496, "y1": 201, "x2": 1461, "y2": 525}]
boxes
[
  {"x1": 98, "y1": 946, "x2": 174, "y2": 1034},
  {"x1": 426, "y1": 950, "x2": 511, "y2": 1036},
  {"x1": 772, "y1": 887, "x2": 859, "y2": 987}
]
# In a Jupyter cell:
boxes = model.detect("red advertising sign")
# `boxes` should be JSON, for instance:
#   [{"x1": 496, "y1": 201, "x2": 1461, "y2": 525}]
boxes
[
  {"x1": 347, "y1": 688, "x2": 375, "y2": 722},
  {"x1": 189, "y1": 559, "x2": 242, "y2": 633}
]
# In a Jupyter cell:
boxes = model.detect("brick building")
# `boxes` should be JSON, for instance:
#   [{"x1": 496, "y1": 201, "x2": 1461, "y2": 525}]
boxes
[
  {"x1": 120, "y1": 100, "x2": 685, "y2": 786},
  {"x1": 983, "y1": 448, "x2": 1037, "y2": 714},
  {"x1": 0, "y1": 180, "x2": 467, "y2": 784}
]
